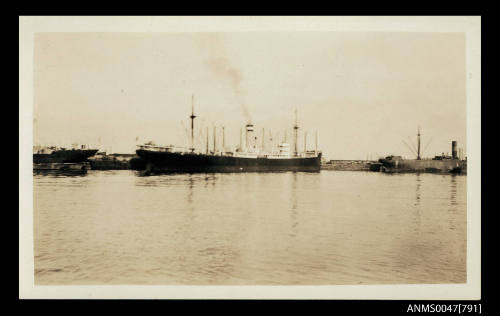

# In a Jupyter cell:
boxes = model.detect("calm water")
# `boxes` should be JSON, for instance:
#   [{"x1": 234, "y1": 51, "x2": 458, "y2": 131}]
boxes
[{"x1": 34, "y1": 170, "x2": 466, "y2": 285}]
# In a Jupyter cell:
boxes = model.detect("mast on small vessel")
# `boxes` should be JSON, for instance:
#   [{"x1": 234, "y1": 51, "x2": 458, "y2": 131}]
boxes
[
  {"x1": 417, "y1": 126, "x2": 421, "y2": 160},
  {"x1": 190, "y1": 95, "x2": 196, "y2": 152},
  {"x1": 293, "y1": 108, "x2": 299, "y2": 156}
]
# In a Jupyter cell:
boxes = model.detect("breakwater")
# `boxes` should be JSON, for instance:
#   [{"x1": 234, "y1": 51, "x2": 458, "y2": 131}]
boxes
[
  {"x1": 89, "y1": 154, "x2": 147, "y2": 170},
  {"x1": 321, "y1": 160, "x2": 375, "y2": 171}
]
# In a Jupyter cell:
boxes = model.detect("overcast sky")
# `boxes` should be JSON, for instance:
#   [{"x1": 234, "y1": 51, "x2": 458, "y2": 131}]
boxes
[{"x1": 34, "y1": 32, "x2": 466, "y2": 160}]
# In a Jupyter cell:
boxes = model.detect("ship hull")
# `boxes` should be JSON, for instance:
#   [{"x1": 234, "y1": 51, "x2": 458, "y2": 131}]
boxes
[
  {"x1": 33, "y1": 149, "x2": 99, "y2": 164},
  {"x1": 379, "y1": 158, "x2": 467, "y2": 174},
  {"x1": 136, "y1": 149, "x2": 322, "y2": 173}
]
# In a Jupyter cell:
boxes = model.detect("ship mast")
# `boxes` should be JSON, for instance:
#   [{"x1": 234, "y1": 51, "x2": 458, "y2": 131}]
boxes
[
  {"x1": 315, "y1": 131, "x2": 318, "y2": 155},
  {"x1": 293, "y1": 108, "x2": 299, "y2": 156},
  {"x1": 246, "y1": 125, "x2": 249, "y2": 150},
  {"x1": 417, "y1": 126, "x2": 421, "y2": 160},
  {"x1": 206, "y1": 126, "x2": 209, "y2": 154},
  {"x1": 213, "y1": 126, "x2": 217, "y2": 154},
  {"x1": 304, "y1": 131, "x2": 307, "y2": 153},
  {"x1": 222, "y1": 126, "x2": 225, "y2": 153},
  {"x1": 269, "y1": 130, "x2": 273, "y2": 153},
  {"x1": 190, "y1": 95, "x2": 196, "y2": 152},
  {"x1": 239, "y1": 128, "x2": 242, "y2": 151},
  {"x1": 262, "y1": 128, "x2": 265, "y2": 152}
]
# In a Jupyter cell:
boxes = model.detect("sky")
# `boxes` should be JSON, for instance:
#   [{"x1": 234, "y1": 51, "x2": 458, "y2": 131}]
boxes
[{"x1": 34, "y1": 32, "x2": 466, "y2": 160}]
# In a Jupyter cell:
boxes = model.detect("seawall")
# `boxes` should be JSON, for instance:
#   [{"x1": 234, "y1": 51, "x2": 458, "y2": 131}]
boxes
[
  {"x1": 89, "y1": 154, "x2": 136, "y2": 170},
  {"x1": 321, "y1": 160, "x2": 375, "y2": 171}
]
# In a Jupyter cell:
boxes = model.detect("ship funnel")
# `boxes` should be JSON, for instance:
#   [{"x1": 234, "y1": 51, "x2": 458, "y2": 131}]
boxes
[
  {"x1": 245, "y1": 123, "x2": 254, "y2": 150},
  {"x1": 452, "y1": 141, "x2": 458, "y2": 159}
]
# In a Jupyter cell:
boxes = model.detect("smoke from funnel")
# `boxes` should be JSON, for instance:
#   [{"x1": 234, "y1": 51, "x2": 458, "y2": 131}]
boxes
[{"x1": 206, "y1": 56, "x2": 252, "y2": 123}]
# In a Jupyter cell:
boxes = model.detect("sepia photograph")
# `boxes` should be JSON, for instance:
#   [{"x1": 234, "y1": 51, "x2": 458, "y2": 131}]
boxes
[{"x1": 19, "y1": 16, "x2": 481, "y2": 300}]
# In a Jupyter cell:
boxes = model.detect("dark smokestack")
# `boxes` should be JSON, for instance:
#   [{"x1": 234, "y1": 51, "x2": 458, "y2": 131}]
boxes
[{"x1": 452, "y1": 141, "x2": 458, "y2": 159}]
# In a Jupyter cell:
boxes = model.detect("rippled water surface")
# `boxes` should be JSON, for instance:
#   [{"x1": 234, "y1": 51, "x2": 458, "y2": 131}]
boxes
[{"x1": 34, "y1": 170, "x2": 466, "y2": 285}]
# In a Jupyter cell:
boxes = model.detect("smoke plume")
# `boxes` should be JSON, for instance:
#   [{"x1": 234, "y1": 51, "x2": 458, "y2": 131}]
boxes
[{"x1": 206, "y1": 56, "x2": 252, "y2": 123}]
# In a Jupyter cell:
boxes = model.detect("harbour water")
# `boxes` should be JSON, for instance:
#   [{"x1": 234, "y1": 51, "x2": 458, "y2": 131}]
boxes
[{"x1": 34, "y1": 170, "x2": 466, "y2": 285}]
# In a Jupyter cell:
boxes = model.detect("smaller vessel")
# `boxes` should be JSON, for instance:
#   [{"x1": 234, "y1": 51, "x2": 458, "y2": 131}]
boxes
[
  {"x1": 33, "y1": 144, "x2": 98, "y2": 173},
  {"x1": 376, "y1": 130, "x2": 467, "y2": 174},
  {"x1": 33, "y1": 144, "x2": 98, "y2": 164}
]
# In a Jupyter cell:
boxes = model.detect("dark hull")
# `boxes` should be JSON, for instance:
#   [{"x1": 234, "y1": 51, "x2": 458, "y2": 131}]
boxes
[
  {"x1": 378, "y1": 158, "x2": 467, "y2": 174},
  {"x1": 33, "y1": 149, "x2": 98, "y2": 164},
  {"x1": 136, "y1": 149, "x2": 322, "y2": 173}
]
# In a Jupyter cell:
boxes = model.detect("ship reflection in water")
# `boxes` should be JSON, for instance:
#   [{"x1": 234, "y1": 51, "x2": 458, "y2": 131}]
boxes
[
  {"x1": 33, "y1": 169, "x2": 89, "y2": 177},
  {"x1": 34, "y1": 170, "x2": 466, "y2": 285}
]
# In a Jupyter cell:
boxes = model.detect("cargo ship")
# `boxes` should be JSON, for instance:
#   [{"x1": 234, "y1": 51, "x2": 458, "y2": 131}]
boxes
[
  {"x1": 374, "y1": 129, "x2": 467, "y2": 174},
  {"x1": 135, "y1": 100, "x2": 322, "y2": 173},
  {"x1": 33, "y1": 145, "x2": 98, "y2": 163},
  {"x1": 33, "y1": 144, "x2": 98, "y2": 172}
]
